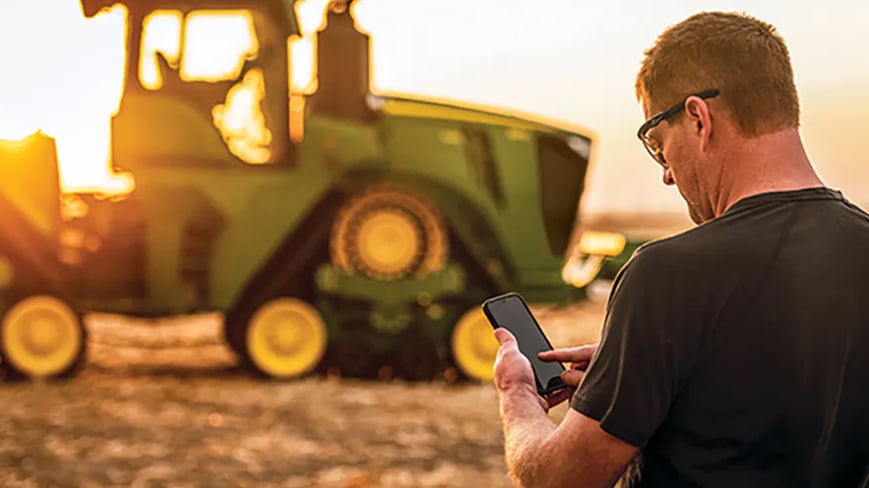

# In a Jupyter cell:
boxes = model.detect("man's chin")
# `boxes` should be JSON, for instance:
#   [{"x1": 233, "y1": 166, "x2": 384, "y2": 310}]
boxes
[{"x1": 687, "y1": 204, "x2": 705, "y2": 225}]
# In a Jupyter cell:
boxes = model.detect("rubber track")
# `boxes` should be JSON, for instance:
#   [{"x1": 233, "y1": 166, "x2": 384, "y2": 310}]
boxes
[{"x1": 223, "y1": 192, "x2": 345, "y2": 353}]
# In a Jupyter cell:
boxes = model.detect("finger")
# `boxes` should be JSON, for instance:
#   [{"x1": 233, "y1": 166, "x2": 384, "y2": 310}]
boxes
[
  {"x1": 538, "y1": 344, "x2": 598, "y2": 362},
  {"x1": 545, "y1": 388, "x2": 572, "y2": 408},
  {"x1": 538, "y1": 344, "x2": 597, "y2": 360},
  {"x1": 494, "y1": 328, "x2": 517, "y2": 347},
  {"x1": 561, "y1": 369, "x2": 586, "y2": 387},
  {"x1": 569, "y1": 360, "x2": 591, "y2": 372}
]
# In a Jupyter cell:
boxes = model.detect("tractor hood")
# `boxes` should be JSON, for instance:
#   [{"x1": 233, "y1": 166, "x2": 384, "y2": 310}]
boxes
[
  {"x1": 376, "y1": 94, "x2": 595, "y2": 146},
  {"x1": 374, "y1": 93, "x2": 598, "y2": 267}
]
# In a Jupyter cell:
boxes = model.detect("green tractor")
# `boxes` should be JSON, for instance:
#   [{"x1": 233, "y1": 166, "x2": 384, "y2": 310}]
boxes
[{"x1": 0, "y1": 0, "x2": 625, "y2": 382}]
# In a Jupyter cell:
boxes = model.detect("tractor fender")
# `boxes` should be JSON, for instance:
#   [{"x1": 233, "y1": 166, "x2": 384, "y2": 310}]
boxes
[{"x1": 0, "y1": 133, "x2": 69, "y2": 303}]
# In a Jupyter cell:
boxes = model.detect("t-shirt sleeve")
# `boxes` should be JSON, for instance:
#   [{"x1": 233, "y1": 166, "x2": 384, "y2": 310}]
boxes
[{"x1": 571, "y1": 244, "x2": 711, "y2": 447}]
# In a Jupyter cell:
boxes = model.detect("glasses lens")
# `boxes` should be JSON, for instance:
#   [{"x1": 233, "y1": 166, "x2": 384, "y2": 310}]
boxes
[{"x1": 641, "y1": 135, "x2": 665, "y2": 166}]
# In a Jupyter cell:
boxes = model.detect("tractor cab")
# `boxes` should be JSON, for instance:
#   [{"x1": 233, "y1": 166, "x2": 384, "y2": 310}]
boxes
[
  {"x1": 82, "y1": 0, "x2": 372, "y2": 173},
  {"x1": 89, "y1": 0, "x2": 299, "y2": 169}
]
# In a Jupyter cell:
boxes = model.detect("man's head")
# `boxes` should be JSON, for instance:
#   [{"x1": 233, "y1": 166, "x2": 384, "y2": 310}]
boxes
[{"x1": 635, "y1": 12, "x2": 801, "y2": 223}]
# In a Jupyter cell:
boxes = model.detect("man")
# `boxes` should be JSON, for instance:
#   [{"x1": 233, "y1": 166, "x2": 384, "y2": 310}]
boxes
[{"x1": 493, "y1": 11, "x2": 869, "y2": 488}]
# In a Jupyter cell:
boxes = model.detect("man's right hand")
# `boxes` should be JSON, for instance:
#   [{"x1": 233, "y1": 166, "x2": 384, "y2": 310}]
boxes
[{"x1": 538, "y1": 344, "x2": 599, "y2": 388}]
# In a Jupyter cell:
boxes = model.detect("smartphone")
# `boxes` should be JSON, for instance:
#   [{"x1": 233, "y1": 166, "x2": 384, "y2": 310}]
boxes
[{"x1": 482, "y1": 292, "x2": 567, "y2": 396}]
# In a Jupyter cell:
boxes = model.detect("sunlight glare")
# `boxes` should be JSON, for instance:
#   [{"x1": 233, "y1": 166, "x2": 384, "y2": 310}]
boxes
[
  {"x1": 290, "y1": 37, "x2": 317, "y2": 94},
  {"x1": 0, "y1": 0, "x2": 131, "y2": 195},
  {"x1": 290, "y1": 0, "x2": 333, "y2": 94},
  {"x1": 180, "y1": 11, "x2": 260, "y2": 83},
  {"x1": 139, "y1": 10, "x2": 183, "y2": 90},
  {"x1": 212, "y1": 68, "x2": 273, "y2": 164}
]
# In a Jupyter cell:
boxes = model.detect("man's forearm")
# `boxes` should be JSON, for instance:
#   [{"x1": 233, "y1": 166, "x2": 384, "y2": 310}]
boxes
[{"x1": 499, "y1": 383, "x2": 557, "y2": 487}]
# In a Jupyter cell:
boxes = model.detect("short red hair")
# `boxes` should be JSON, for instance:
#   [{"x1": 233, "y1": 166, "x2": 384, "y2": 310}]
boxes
[{"x1": 636, "y1": 12, "x2": 800, "y2": 136}]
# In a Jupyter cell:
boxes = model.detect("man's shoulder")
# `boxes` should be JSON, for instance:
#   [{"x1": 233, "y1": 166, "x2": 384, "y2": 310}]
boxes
[
  {"x1": 627, "y1": 204, "x2": 777, "y2": 264},
  {"x1": 608, "y1": 219, "x2": 750, "y2": 302},
  {"x1": 627, "y1": 221, "x2": 730, "y2": 269}
]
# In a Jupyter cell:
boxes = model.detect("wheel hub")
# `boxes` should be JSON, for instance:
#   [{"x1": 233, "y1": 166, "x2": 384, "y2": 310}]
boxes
[
  {"x1": 246, "y1": 298, "x2": 327, "y2": 378},
  {"x1": 355, "y1": 209, "x2": 422, "y2": 276},
  {"x1": 1, "y1": 295, "x2": 83, "y2": 378},
  {"x1": 23, "y1": 315, "x2": 62, "y2": 354},
  {"x1": 264, "y1": 311, "x2": 305, "y2": 354}
]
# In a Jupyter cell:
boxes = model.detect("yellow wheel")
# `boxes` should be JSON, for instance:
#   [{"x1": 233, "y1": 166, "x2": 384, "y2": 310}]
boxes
[
  {"x1": 245, "y1": 297, "x2": 327, "y2": 379},
  {"x1": 451, "y1": 306, "x2": 500, "y2": 382},
  {"x1": 331, "y1": 188, "x2": 448, "y2": 280},
  {"x1": 1, "y1": 295, "x2": 85, "y2": 379},
  {"x1": 356, "y1": 210, "x2": 421, "y2": 276}
]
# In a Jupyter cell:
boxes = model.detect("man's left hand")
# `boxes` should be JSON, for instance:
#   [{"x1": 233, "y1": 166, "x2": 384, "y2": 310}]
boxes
[{"x1": 493, "y1": 328, "x2": 570, "y2": 412}]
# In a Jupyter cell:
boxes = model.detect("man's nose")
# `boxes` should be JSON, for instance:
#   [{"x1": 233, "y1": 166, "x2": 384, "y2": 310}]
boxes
[{"x1": 663, "y1": 168, "x2": 675, "y2": 186}]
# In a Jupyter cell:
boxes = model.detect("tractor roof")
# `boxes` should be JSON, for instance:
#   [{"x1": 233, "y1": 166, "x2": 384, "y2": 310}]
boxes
[{"x1": 80, "y1": 0, "x2": 300, "y2": 36}]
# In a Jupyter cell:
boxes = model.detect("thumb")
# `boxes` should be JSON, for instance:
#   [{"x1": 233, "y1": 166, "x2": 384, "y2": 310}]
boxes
[{"x1": 494, "y1": 327, "x2": 516, "y2": 346}]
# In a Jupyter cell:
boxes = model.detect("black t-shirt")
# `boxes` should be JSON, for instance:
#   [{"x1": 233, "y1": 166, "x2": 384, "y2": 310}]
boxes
[{"x1": 572, "y1": 187, "x2": 869, "y2": 487}]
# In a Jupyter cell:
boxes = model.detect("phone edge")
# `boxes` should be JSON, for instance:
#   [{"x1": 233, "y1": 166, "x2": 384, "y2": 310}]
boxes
[{"x1": 481, "y1": 292, "x2": 568, "y2": 396}]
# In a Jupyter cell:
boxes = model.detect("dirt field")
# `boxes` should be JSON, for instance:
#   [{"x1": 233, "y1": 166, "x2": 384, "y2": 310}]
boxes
[{"x1": 0, "y1": 289, "x2": 609, "y2": 488}]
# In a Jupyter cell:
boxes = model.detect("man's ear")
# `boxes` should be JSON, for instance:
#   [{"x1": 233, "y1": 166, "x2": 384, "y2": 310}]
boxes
[{"x1": 684, "y1": 96, "x2": 713, "y2": 149}]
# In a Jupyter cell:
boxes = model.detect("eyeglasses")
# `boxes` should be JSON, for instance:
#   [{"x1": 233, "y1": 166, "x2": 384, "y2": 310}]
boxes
[{"x1": 637, "y1": 89, "x2": 720, "y2": 166}]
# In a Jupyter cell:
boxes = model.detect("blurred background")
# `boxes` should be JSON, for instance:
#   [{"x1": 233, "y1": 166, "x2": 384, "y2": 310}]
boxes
[
  {"x1": 0, "y1": 0, "x2": 867, "y2": 486},
  {"x1": 3, "y1": 0, "x2": 869, "y2": 214}
]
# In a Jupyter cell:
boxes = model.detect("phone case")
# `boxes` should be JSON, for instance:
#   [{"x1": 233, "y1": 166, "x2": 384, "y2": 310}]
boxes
[{"x1": 482, "y1": 292, "x2": 567, "y2": 395}]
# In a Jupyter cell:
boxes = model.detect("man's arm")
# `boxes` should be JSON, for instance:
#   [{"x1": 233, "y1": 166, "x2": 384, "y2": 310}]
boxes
[
  {"x1": 494, "y1": 243, "x2": 709, "y2": 486},
  {"x1": 494, "y1": 329, "x2": 639, "y2": 488}
]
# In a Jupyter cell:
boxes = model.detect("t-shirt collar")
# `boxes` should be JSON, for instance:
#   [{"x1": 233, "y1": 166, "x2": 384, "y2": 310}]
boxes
[{"x1": 723, "y1": 186, "x2": 842, "y2": 216}]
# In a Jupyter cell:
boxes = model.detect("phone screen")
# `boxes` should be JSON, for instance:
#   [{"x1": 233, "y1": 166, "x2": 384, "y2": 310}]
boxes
[{"x1": 485, "y1": 294, "x2": 565, "y2": 393}]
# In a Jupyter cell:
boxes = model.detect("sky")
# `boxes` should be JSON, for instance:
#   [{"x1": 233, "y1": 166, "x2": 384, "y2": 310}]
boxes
[
  {"x1": 1, "y1": 0, "x2": 869, "y2": 215},
  {"x1": 351, "y1": 0, "x2": 869, "y2": 215}
]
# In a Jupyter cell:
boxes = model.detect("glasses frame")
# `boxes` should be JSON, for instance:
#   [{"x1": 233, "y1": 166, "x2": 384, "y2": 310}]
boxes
[{"x1": 637, "y1": 89, "x2": 720, "y2": 166}]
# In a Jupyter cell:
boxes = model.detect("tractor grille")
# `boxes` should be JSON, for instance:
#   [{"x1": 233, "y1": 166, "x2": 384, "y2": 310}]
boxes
[
  {"x1": 60, "y1": 196, "x2": 148, "y2": 300},
  {"x1": 179, "y1": 208, "x2": 224, "y2": 308},
  {"x1": 536, "y1": 134, "x2": 590, "y2": 256},
  {"x1": 463, "y1": 128, "x2": 504, "y2": 205},
  {"x1": 0, "y1": 193, "x2": 63, "y2": 296}
]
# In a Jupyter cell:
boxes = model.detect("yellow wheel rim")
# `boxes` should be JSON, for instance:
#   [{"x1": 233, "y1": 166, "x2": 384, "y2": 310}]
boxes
[
  {"x1": 246, "y1": 298, "x2": 327, "y2": 378},
  {"x1": 451, "y1": 307, "x2": 500, "y2": 382},
  {"x1": 330, "y1": 188, "x2": 448, "y2": 280},
  {"x1": 357, "y1": 210, "x2": 421, "y2": 276},
  {"x1": 1, "y1": 295, "x2": 82, "y2": 378}
]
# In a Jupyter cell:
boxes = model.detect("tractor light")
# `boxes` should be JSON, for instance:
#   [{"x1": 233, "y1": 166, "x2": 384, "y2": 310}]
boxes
[
  {"x1": 561, "y1": 255, "x2": 605, "y2": 288},
  {"x1": 577, "y1": 231, "x2": 627, "y2": 257},
  {"x1": 561, "y1": 231, "x2": 627, "y2": 288}
]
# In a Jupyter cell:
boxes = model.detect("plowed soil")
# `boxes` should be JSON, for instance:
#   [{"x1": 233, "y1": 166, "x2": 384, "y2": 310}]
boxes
[{"x1": 0, "y1": 290, "x2": 609, "y2": 487}]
